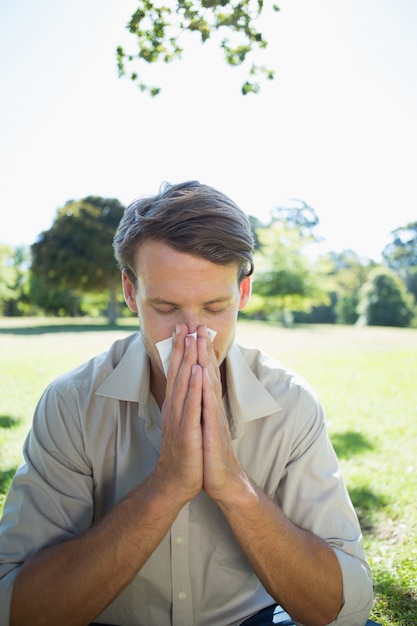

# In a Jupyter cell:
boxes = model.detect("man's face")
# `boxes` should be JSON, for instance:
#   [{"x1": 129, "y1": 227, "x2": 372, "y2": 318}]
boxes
[{"x1": 123, "y1": 240, "x2": 251, "y2": 380}]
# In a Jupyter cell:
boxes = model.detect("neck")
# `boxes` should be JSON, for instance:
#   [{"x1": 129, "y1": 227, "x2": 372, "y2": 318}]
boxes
[
  {"x1": 150, "y1": 365, "x2": 167, "y2": 410},
  {"x1": 220, "y1": 361, "x2": 227, "y2": 396}
]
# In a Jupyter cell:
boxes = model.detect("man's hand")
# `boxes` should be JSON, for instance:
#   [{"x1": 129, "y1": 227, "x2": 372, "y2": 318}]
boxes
[
  {"x1": 196, "y1": 326, "x2": 247, "y2": 503},
  {"x1": 155, "y1": 324, "x2": 204, "y2": 504},
  {"x1": 156, "y1": 323, "x2": 247, "y2": 506}
]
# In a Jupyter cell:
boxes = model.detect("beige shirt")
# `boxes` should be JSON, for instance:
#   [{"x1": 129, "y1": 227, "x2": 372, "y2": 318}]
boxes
[{"x1": 0, "y1": 333, "x2": 372, "y2": 626}]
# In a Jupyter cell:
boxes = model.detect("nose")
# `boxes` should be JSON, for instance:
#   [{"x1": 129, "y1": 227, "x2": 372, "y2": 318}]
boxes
[{"x1": 182, "y1": 312, "x2": 200, "y2": 335}]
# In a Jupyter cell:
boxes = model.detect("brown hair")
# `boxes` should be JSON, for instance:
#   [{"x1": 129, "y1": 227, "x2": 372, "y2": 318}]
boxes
[{"x1": 113, "y1": 181, "x2": 254, "y2": 284}]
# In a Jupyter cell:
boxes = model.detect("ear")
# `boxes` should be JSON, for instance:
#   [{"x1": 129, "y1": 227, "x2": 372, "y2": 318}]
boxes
[
  {"x1": 238, "y1": 276, "x2": 251, "y2": 311},
  {"x1": 122, "y1": 271, "x2": 139, "y2": 313}
]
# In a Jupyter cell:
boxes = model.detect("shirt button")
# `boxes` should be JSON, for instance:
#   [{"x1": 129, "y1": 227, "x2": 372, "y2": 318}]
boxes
[
  {"x1": 176, "y1": 535, "x2": 184, "y2": 546},
  {"x1": 178, "y1": 590, "x2": 187, "y2": 600}
]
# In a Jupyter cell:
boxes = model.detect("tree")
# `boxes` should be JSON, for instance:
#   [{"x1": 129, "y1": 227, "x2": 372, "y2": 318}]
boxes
[
  {"x1": 357, "y1": 268, "x2": 415, "y2": 328},
  {"x1": 0, "y1": 244, "x2": 18, "y2": 315},
  {"x1": 248, "y1": 214, "x2": 264, "y2": 251},
  {"x1": 0, "y1": 245, "x2": 30, "y2": 316},
  {"x1": 270, "y1": 200, "x2": 320, "y2": 239},
  {"x1": 382, "y1": 221, "x2": 417, "y2": 270},
  {"x1": 313, "y1": 250, "x2": 374, "y2": 325},
  {"x1": 382, "y1": 221, "x2": 417, "y2": 302},
  {"x1": 28, "y1": 273, "x2": 82, "y2": 317},
  {"x1": 116, "y1": 0, "x2": 280, "y2": 95},
  {"x1": 31, "y1": 197, "x2": 125, "y2": 323},
  {"x1": 248, "y1": 206, "x2": 327, "y2": 324}
]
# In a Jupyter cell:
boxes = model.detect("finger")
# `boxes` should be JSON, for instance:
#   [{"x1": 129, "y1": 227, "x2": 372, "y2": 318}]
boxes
[
  {"x1": 196, "y1": 325, "x2": 217, "y2": 367},
  {"x1": 159, "y1": 364, "x2": 204, "y2": 500},
  {"x1": 202, "y1": 365, "x2": 222, "y2": 416},
  {"x1": 165, "y1": 330, "x2": 199, "y2": 425},
  {"x1": 166, "y1": 324, "x2": 187, "y2": 384},
  {"x1": 197, "y1": 327, "x2": 221, "y2": 393},
  {"x1": 164, "y1": 363, "x2": 203, "y2": 439},
  {"x1": 166, "y1": 324, "x2": 194, "y2": 399},
  {"x1": 183, "y1": 363, "x2": 203, "y2": 426}
]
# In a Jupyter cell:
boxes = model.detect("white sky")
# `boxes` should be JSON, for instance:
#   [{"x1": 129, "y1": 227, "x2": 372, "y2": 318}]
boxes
[{"x1": 1, "y1": 0, "x2": 416, "y2": 261}]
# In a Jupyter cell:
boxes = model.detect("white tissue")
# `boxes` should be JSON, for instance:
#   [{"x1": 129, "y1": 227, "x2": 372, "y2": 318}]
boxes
[{"x1": 156, "y1": 328, "x2": 217, "y2": 377}]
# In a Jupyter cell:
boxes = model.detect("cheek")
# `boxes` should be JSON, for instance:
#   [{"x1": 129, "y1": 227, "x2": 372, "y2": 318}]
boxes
[
  {"x1": 139, "y1": 308, "x2": 175, "y2": 344},
  {"x1": 212, "y1": 321, "x2": 237, "y2": 363},
  {"x1": 139, "y1": 320, "x2": 170, "y2": 371}
]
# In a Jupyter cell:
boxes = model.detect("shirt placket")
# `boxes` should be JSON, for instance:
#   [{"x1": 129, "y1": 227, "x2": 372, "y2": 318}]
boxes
[{"x1": 171, "y1": 503, "x2": 193, "y2": 626}]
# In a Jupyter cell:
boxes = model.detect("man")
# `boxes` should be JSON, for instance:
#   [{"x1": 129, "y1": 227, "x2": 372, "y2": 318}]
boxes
[{"x1": 0, "y1": 181, "x2": 373, "y2": 626}]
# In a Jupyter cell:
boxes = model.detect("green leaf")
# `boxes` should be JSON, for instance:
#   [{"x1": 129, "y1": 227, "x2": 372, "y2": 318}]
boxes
[{"x1": 116, "y1": 0, "x2": 280, "y2": 95}]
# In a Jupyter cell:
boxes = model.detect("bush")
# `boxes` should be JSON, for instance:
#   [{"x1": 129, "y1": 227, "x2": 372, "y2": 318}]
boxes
[{"x1": 357, "y1": 268, "x2": 415, "y2": 327}]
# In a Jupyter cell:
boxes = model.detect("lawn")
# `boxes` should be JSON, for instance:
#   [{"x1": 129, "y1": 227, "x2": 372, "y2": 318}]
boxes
[{"x1": 1, "y1": 317, "x2": 416, "y2": 625}]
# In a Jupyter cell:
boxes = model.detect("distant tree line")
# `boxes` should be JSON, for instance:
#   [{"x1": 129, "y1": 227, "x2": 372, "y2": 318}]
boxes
[
  {"x1": 247, "y1": 206, "x2": 416, "y2": 328},
  {"x1": 0, "y1": 196, "x2": 416, "y2": 328}
]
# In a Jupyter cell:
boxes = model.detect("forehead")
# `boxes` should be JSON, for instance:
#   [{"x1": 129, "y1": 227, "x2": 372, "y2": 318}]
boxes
[
  {"x1": 135, "y1": 240, "x2": 240, "y2": 298},
  {"x1": 135, "y1": 240, "x2": 239, "y2": 274}
]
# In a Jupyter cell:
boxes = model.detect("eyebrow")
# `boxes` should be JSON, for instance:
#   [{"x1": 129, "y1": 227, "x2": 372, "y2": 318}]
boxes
[{"x1": 148, "y1": 296, "x2": 231, "y2": 306}]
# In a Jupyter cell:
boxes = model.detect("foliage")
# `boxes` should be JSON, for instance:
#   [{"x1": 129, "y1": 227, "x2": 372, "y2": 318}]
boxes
[
  {"x1": 404, "y1": 266, "x2": 417, "y2": 305},
  {"x1": 357, "y1": 268, "x2": 415, "y2": 328},
  {"x1": 116, "y1": 0, "x2": 279, "y2": 95},
  {"x1": 292, "y1": 293, "x2": 338, "y2": 325},
  {"x1": 0, "y1": 245, "x2": 18, "y2": 313},
  {"x1": 0, "y1": 245, "x2": 31, "y2": 316},
  {"x1": 4, "y1": 205, "x2": 416, "y2": 330},
  {"x1": 28, "y1": 273, "x2": 82, "y2": 317},
  {"x1": 382, "y1": 221, "x2": 417, "y2": 302},
  {"x1": 382, "y1": 221, "x2": 417, "y2": 270},
  {"x1": 269, "y1": 199, "x2": 320, "y2": 239},
  {"x1": 312, "y1": 250, "x2": 375, "y2": 325},
  {"x1": 250, "y1": 206, "x2": 328, "y2": 322},
  {"x1": 31, "y1": 197, "x2": 125, "y2": 323},
  {"x1": 248, "y1": 214, "x2": 265, "y2": 251},
  {"x1": 334, "y1": 293, "x2": 360, "y2": 325}
]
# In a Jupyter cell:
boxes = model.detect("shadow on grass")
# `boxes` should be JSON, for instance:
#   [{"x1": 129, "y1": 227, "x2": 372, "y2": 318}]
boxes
[
  {"x1": 0, "y1": 415, "x2": 21, "y2": 429},
  {"x1": 349, "y1": 485, "x2": 390, "y2": 533},
  {"x1": 0, "y1": 323, "x2": 139, "y2": 335},
  {"x1": 331, "y1": 430, "x2": 374, "y2": 459},
  {"x1": 330, "y1": 431, "x2": 388, "y2": 532},
  {"x1": 372, "y1": 570, "x2": 417, "y2": 626}
]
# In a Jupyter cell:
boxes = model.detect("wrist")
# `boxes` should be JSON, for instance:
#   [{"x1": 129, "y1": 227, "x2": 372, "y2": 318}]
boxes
[
  {"x1": 147, "y1": 467, "x2": 200, "y2": 511},
  {"x1": 212, "y1": 472, "x2": 259, "y2": 513}
]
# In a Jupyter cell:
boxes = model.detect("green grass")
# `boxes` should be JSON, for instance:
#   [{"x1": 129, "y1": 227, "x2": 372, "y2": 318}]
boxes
[{"x1": 1, "y1": 318, "x2": 416, "y2": 625}]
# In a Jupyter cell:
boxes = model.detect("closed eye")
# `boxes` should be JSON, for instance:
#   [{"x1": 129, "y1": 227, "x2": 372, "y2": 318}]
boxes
[
  {"x1": 204, "y1": 307, "x2": 226, "y2": 314},
  {"x1": 154, "y1": 306, "x2": 178, "y2": 315}
]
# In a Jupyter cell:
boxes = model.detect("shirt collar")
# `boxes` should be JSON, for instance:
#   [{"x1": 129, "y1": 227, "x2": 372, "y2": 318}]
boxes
[
  {"x1": 95, "y1": 334, "x2": 281, "y2": 425},
  {"x1": 95, "y1": 333, "x2": 150, "y2": 403},
  {"x1": 225, "y1": 344, "x2": 282, "y2": 436}
]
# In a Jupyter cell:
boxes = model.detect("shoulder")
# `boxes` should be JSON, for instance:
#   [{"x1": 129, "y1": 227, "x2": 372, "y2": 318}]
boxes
[
  {"x1": 30, "y1": 332, "x2": 144, "y2": 450},
  {"x1": 231, "y1": 342, "x2": 325, "y2": 441},
  {"x1": 50, "y1": 332, "x2": 141, "y2": 395},
  {"x1": 235, "y1": 342, "x2": 318, "y2": 401},
  {"x1": 34, "y1": 332, "x2": 144, "y2": 426}
]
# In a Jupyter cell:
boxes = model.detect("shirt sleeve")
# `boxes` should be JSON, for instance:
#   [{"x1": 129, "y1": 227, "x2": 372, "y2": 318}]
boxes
[
  {"x1": 276, "y1": 384, "x2": 373, "y2": 625},
  {"x1": 0, "y1": 383, "x2": 94, "y2": 626}
]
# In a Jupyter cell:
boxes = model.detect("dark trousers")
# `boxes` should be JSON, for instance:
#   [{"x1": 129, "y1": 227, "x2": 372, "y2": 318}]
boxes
[
  {"x1": 240, "y1": 604, "x2": 294, "y2": 624},
  {"x1": 240, "y1": 605, "x2": 380, "y2": 625},
  {"x1": 240, "y1": 605, "x2": 380, "y2": 626},
  {"x1": 91, "y1": 606, "x2": 294, "y2": 625},
  {"x1": 91, "y1": 605, "x2": 380, "y2": 625}
]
